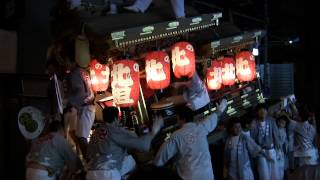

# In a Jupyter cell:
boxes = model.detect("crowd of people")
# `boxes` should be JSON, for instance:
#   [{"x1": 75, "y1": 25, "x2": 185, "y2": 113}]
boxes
[
  {"x1": 224, "y1": 101, "x2": 319, "y2": 180},
  {"x1": 24, "y1": 59, "x2": 319, "y2": 180},
  {"x1": 25, "y1": 59, "x2": 228, "y2": 180}
]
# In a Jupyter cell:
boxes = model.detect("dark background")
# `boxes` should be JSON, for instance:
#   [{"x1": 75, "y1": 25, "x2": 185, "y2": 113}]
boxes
[{"x1": 0, "y1": 0, "x2": 310, "y2": 179}]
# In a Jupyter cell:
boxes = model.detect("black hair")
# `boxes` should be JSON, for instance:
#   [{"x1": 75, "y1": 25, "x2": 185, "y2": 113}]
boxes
[
  {"x1": 240, "y1": 113, "x2": 253, "y2": 129},
  {"x1": 255, "y1": 103, "x2": 267, "y2": 112},
  {"x1": 277, "y1": 115, "x2": 289, "y2": 123},
  {"x1": 176, "y1": 105, "x2": 194, "y2": 123},
  {"x1": 298, "y1": 105, "x2": 310, "y2": 122},
  {"x1": 227, "y1": 117, "x2": 242, "y2": 134},
  {"x1": 103, "y1": 107, "x2": 119, "y2": 123}
]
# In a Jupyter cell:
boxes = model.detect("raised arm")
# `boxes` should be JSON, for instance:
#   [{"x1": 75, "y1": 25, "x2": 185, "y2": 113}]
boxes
[
  {"x1": 199, "y1": 99, "x2": 228, "y2": 135},
  {"x1": 154, "y1": 135, "x2": 178, "y2": 167},
  {"x1": 111, "y1": 116, "x2": 163, "y2": 152}
]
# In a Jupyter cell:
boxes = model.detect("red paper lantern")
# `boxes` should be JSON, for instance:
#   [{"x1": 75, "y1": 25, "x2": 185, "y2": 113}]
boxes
[
  {"x1": 236, "y1": 51, "x2": 256, "y2": 82},
  {"x1": 111, "y1": 60, "x2": 140, "y2": 107},
  {"x1": 89, "y1": 59, "x2": 110, "y2": 93},
  {"x1": 207, "y1": 60, "x2": 222, "y2": 90},
  {"x1": 221, "y1": 57, "x2": 236, "y2": 86},
  {"x1": 141, "y1": 79, "x2": 155, "y2": 99},
  {"x1": 103, "y1": 101, "x2": 114, "y2": 107},
  {"x1": 145, "y1": 51, "x2": 170, "y2": 90},
  {"x1": 171, "y1": 42, "x2": 195, "y2": 78}
]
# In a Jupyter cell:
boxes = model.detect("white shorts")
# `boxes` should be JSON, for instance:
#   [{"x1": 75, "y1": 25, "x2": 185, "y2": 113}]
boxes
[
  {"x1": 26, "y1": 168, "x2": 55, "y2": 180},
  {"x1": 76, "y1": 105, "x2": 95, "y2": 139},
  {"x1": 86, "y1": 169, "x2": 121, "y2": 180}
]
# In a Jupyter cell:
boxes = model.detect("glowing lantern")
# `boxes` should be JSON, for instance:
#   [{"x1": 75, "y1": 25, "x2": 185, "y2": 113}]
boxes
[
  {"x1": 221, "y1": 57, "x2": 236, "y2": 86},
  {"x1": 207, "y1": 60, "x2": 222, "y2": 90},
  {"x1": 111, "y1": 60, "x2": 140, "y2": 107},
  {"x1": 141, "y1": 79, "x2": 155, "y2": 99},
  {"x1": 89, "y1": 59, "x2": 110, "y2": 93},
  {"x1": 171, "y1": 42, "x2": 195, "y2": 78},
  {"x1": 103, "y1": 101, "x2": 114, "y2": 107},
  {"x1": 145, "y1": 51, "x2": 170, "y2": 89},
  {"x1": 236, "y1": 51, "x2": 256, "y2": 82}
]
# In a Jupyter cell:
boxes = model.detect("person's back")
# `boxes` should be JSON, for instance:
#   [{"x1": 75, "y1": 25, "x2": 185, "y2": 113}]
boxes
[
  {"x1": 294, "y1": 121, "x2": 316, "y2": 153},
  {"x1": 86, "y1": 107, "x2": 163, "y2": 180},
  {"x1": 27, "y1": 131, "x2": 81, "y2": 178},
  {"x1": 289, "y1": 105, "x2": 319, "y2": 166},
  {"x1": 172, "y1": 122, "x2": 213, "y2": 180},
  {"x1": 153, "y1": 101, "x2": 228, "y2": 180},
  {"x1": 292, "y1": 120, "x2": 319, "y2": 167},
  {"x1": 87, "y1": 123, "x2": 127, "y2": 171}
]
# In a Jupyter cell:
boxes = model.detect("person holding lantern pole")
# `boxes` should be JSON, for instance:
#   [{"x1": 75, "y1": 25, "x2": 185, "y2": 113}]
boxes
[
  {"x1": 67, "y1": 60, "x2": 96, "y2": 159},
  {"x1": 86, "y1": 107, "x2": 164, "y2": 180},
  {"x1": 153, "y1": 99, "x2": 228, "y2": 180}
]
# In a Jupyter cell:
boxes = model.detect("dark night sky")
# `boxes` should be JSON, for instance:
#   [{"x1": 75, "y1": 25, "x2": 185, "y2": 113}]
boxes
[{"x1": 268, "y1": 0, "x2": 304, "y2": 63}]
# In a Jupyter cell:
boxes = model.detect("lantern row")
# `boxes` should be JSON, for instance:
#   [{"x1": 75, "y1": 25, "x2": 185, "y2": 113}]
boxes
[
  {"x1": 89, "y1": 42, "x2": 256, "y2": 107},
  {"x1": 207, "y1": 51, "x2": 256, "y2": 90}
]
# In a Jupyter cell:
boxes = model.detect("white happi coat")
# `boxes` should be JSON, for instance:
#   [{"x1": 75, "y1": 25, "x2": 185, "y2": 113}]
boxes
[
  {"x1": 289, "y1": 120, "x2": 319, "y2": 166},
  {"x1": 86, "y1": 123, "x2": 153, "y2": 180},
  {"x1": 154, "y1": 113, "x2": 220, "y2": 180},
  {"x1": 26, "y1": 132, "x2": 81, "y2": 179},
  {"x1": 251, "y1": 117, "x2": 282, "y2": 180},
  {"x1": 224, "y1": 134, "x2": 261, "y2": 180}
]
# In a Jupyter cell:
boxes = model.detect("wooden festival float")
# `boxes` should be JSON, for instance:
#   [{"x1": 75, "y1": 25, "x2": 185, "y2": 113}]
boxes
[{"x1": 81, "y1": 12, "x2": 266, "y2": 146}]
